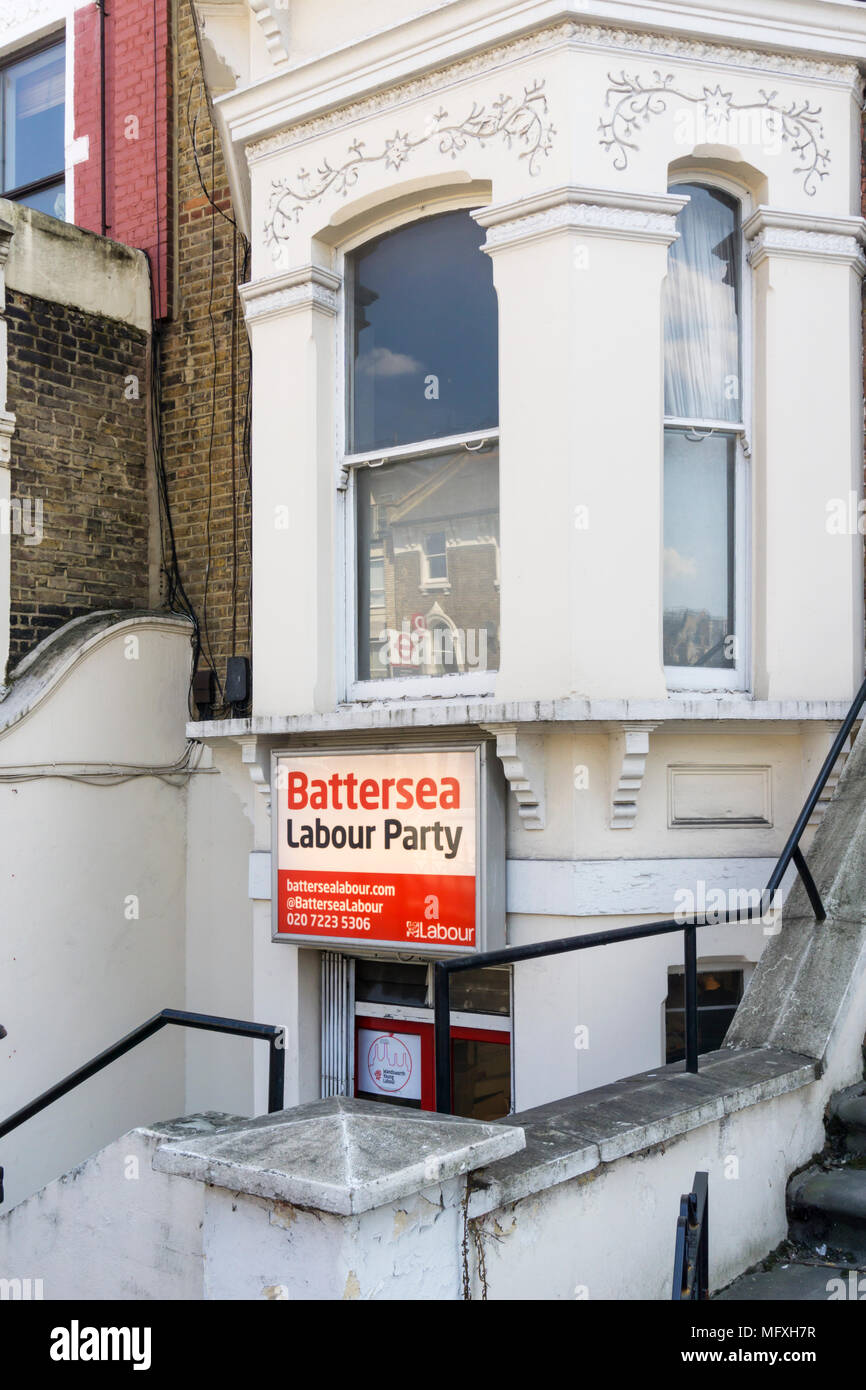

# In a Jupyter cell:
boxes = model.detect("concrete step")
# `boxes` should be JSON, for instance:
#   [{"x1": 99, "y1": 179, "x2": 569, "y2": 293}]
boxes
[
  {"x1": 833, "y1": 1093, "x2": 866, "y2": 1157},
  {"x1": 716, "y1": 1262, "x2": 864, "y2": 1301},
  {"x1": 788, "y1": 1166, "x2": 866, "y2": 1261}
]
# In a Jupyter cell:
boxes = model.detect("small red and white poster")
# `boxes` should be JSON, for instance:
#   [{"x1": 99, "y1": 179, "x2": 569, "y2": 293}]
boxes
[
  {"x1": 357, "y1": 1029, "x2": 422, "y2": 1100},
  {"x1": 274, "y1": 748, "x2": 477, "y2": 951}
]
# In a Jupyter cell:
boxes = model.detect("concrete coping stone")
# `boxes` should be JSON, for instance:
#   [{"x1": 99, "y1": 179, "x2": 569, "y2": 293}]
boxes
[
  {"x1": 0, "y1": 609, "x2": 194, "y2": 724},
  {"x1": 143, "y1": 1110, "x2": 251, "y2": 1140},
  {"x1": 152, "y1": 1096, "x2": 527, "y2": 1215},
  {"x1": 150, "y1": 1049, "x2": 816, "y2": 1220},
  {"x1": 466, "y1": 1046, "x2": 819, "y2": 1218}
]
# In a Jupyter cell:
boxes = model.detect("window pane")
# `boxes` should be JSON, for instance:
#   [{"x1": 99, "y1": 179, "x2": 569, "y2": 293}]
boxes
[
  {"x1": 3, "y1": 44, "x2": 65, "y2": 194},
  {"x1": 356, "y1": 446, "x2": 500, "y2": 680},
  {"x1": 452, "y1": 1037, "x2": 511, "y2": 1120},
  {"x1": 665, "y1": 1008, "x2": 738, "y2": 1062},
  {"x1": 663, "y1": 430, "x2": 734, "y2": 669},
  {"x1": 697, "y1": 969, "x2": 743, "y2": 1009},
  {"x1": 424, "y1": 531, "x2": 446, "y2": 571},
  {"x1": 696, "y1": 1006, "x2": 737, "y2": 1054},
  {"x1": 665, "y1": 969, "x2": 744, "y2": 1013},
  {"x1": 350, "y1": 210, "x2": 498, "y2": 452},
  {"x1": 664, "y1": 184, "x2": 740, "y2": 423},
  {"x1": 665, "y1": 969, "x2": 744, "y2": 1062},
  {"x1": 16, "y1": 180, "x2": 64, "y2": 218},
  {"x1": 449, "y1": 967, "x2": 510, "y2": 1016},
  {"x1": 355, "y1": 959, "x2": 428, "y2": 1007},
  {"x1": 665, "y1": 974, "x2": 685, "y2": 1010},
  {"x1": 665, "y1": 1011, "x2": 685, "y2": 1064}
]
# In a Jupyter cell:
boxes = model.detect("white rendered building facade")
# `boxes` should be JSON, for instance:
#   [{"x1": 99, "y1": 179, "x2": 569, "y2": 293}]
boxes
[{"x1": 185, "y1": 0, "x2": 866, "y2": 1121}]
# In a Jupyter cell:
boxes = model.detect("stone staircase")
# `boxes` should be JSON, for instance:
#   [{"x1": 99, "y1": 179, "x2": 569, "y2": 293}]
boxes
[{"x1": 717, "y1": 1081, "x2": 866, "y2": 1300}]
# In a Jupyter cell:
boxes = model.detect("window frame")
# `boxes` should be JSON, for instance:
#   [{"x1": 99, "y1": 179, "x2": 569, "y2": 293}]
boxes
[
  {"x1": 352, "y1": 962, "x2": 513, "y2": 1116},
  {"x1": 663, "y1": 175, "x2": 752, "y2": 695},
  {"x1": 420, "y1": 530, "x2": 450, "y2": 590},
  {"x1": 336, "y1": 200, "x2": 499, "y2": 702},
  {"x1": 0, "y1": 34, "x2": 66, "y2": 212},
  {"x1": 663, "y1": 959, "x2": 753, "y2": 1062}
]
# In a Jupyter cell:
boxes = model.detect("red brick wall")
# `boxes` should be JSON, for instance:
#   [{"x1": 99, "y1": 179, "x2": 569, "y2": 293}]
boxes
[{"x1": 73, "y1": 0, "x2": 173, "y2": 319}]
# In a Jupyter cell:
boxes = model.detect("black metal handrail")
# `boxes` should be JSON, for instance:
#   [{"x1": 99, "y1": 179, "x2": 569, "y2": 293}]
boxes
[
  {"x1": 0, "y1": 1008, "x2": 286, "y2": 1203},
  {"x1": 434, "y1": 673, "x2": 866, "y2": 1111},
  {"x1": 672, "y1": 1170, "x2": 709, "y2": 1299}
]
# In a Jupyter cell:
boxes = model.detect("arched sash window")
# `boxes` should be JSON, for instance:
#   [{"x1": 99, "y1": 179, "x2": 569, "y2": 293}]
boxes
[
  {"x1": 663, "y1": 183, "x2": 747, "y2": 688},
  {"x1": 345, "y1": 210, "x2": 500, "y2": 690}
]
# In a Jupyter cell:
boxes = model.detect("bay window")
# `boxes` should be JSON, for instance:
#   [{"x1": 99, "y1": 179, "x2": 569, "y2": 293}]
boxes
[
  {"x1": 663, "y1": 183, "x2": 747, "y2": 689},
  {"x1": 345, "y1": 209, "x2": 500, "y2": 693}
]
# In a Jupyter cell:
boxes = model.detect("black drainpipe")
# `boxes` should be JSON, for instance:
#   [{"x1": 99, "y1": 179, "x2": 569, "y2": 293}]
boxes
[{"x1": 97, "y1": 0, "x2": 108, "y2": 236}]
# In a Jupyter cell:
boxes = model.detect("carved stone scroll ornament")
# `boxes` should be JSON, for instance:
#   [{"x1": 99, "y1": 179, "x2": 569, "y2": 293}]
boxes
[
  {"x1": 599, "y1": 72, "x2": 830, "y2": 196},
  {"x1": 264, "y1": 80, "x2": 555, "y2": 257}
]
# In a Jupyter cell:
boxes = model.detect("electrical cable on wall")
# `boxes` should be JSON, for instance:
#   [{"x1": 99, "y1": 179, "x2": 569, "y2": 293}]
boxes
[
  {"x1": 0, "y1": 739, "x2": 209, "y2": 785},
  {"x1": 184, "y1": 48, "x2": 252, "y2": 716},
  {"x1": 145, "y1": 3, "x2": 252, "y2": 721}
]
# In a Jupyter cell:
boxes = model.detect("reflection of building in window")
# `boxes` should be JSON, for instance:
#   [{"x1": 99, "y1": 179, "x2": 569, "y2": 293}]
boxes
[
  {"x1": 422, "y1": 531, "x2": 448, "y2": 587},
  {"x1": 664, "y1": 967, "x2": 744, "y2": 1063},
  {"x1": 357, "y1": 447, "x2": 500, "y2": 680},
  {"x1": 663, "y1": 608, "x2": 730, "y2": 668},
  {"x1": 348, "y1": 208, "x2": 499, "y2": 685},
  {"x1": 1, "y1": 41, "x2": 66, "y2": 218},
  {"x1": 424, "y1": 608, "x2": 461, "y2": 675},
  {"x1": 366, "y1": 546, "x2": 387, "y2": 676}
]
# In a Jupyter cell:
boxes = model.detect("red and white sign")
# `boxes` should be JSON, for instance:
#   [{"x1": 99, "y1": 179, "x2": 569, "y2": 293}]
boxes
[
  {"x1": 274, "y1": 748, "x2": 477, "y2": 951},
  {"x1": 357, "y1": 1029, "x2": 422, "y2": 1100}
]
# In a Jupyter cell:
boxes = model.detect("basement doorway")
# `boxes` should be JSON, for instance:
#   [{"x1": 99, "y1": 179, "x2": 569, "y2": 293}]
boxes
[{"x1": 320, "y1": 952, "x2": 512, "y2": 1120}]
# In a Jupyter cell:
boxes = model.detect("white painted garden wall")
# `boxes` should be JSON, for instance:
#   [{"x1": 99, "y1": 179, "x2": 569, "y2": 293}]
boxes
[{"x1": 0, "y1": 614, "x2": 193, "y2": 1207}]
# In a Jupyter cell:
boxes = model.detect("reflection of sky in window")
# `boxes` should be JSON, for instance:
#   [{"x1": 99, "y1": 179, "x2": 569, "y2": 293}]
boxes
[
  {"x1": 3, "y1": 44, "x2": 65, "y2": 192},
  {"x1": 663, "y1": 432, "x2": 730, "y2": 617},
  {"x1": 352, "y1": 210, "x2": 498, "y2": 452}
]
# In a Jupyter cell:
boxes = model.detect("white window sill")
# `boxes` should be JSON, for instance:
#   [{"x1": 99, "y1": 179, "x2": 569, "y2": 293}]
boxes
[
  {"x1": 665, "y1": 667, "x2": 747, "y2": 695},
  {"x1": 348, "y1": 671, "x2": 496, "y2": 701},
  {"x1": 187, "y1": 694, "x2": 857, "y2": 740}
]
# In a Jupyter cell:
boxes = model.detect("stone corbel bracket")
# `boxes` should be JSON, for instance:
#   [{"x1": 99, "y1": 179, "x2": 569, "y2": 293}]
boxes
[
  {"x1": 611, "y1": 723, "x2": 657, "y2": 830},
  {"x1": 804, "y1": 720, "x2": 857, "y2": 829},
  {"x1": 248, "y1": 0, "x2": 289, "y2": 70},
  {"x1": 0, "y1": 410, "x2": 15, "y2": 464},
  {"x1": 235, "y1": 734, "x2": 271, "y2": 808},
  {"x1": 481, "y1": 722, "x2": 545, "y2": 830}
]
